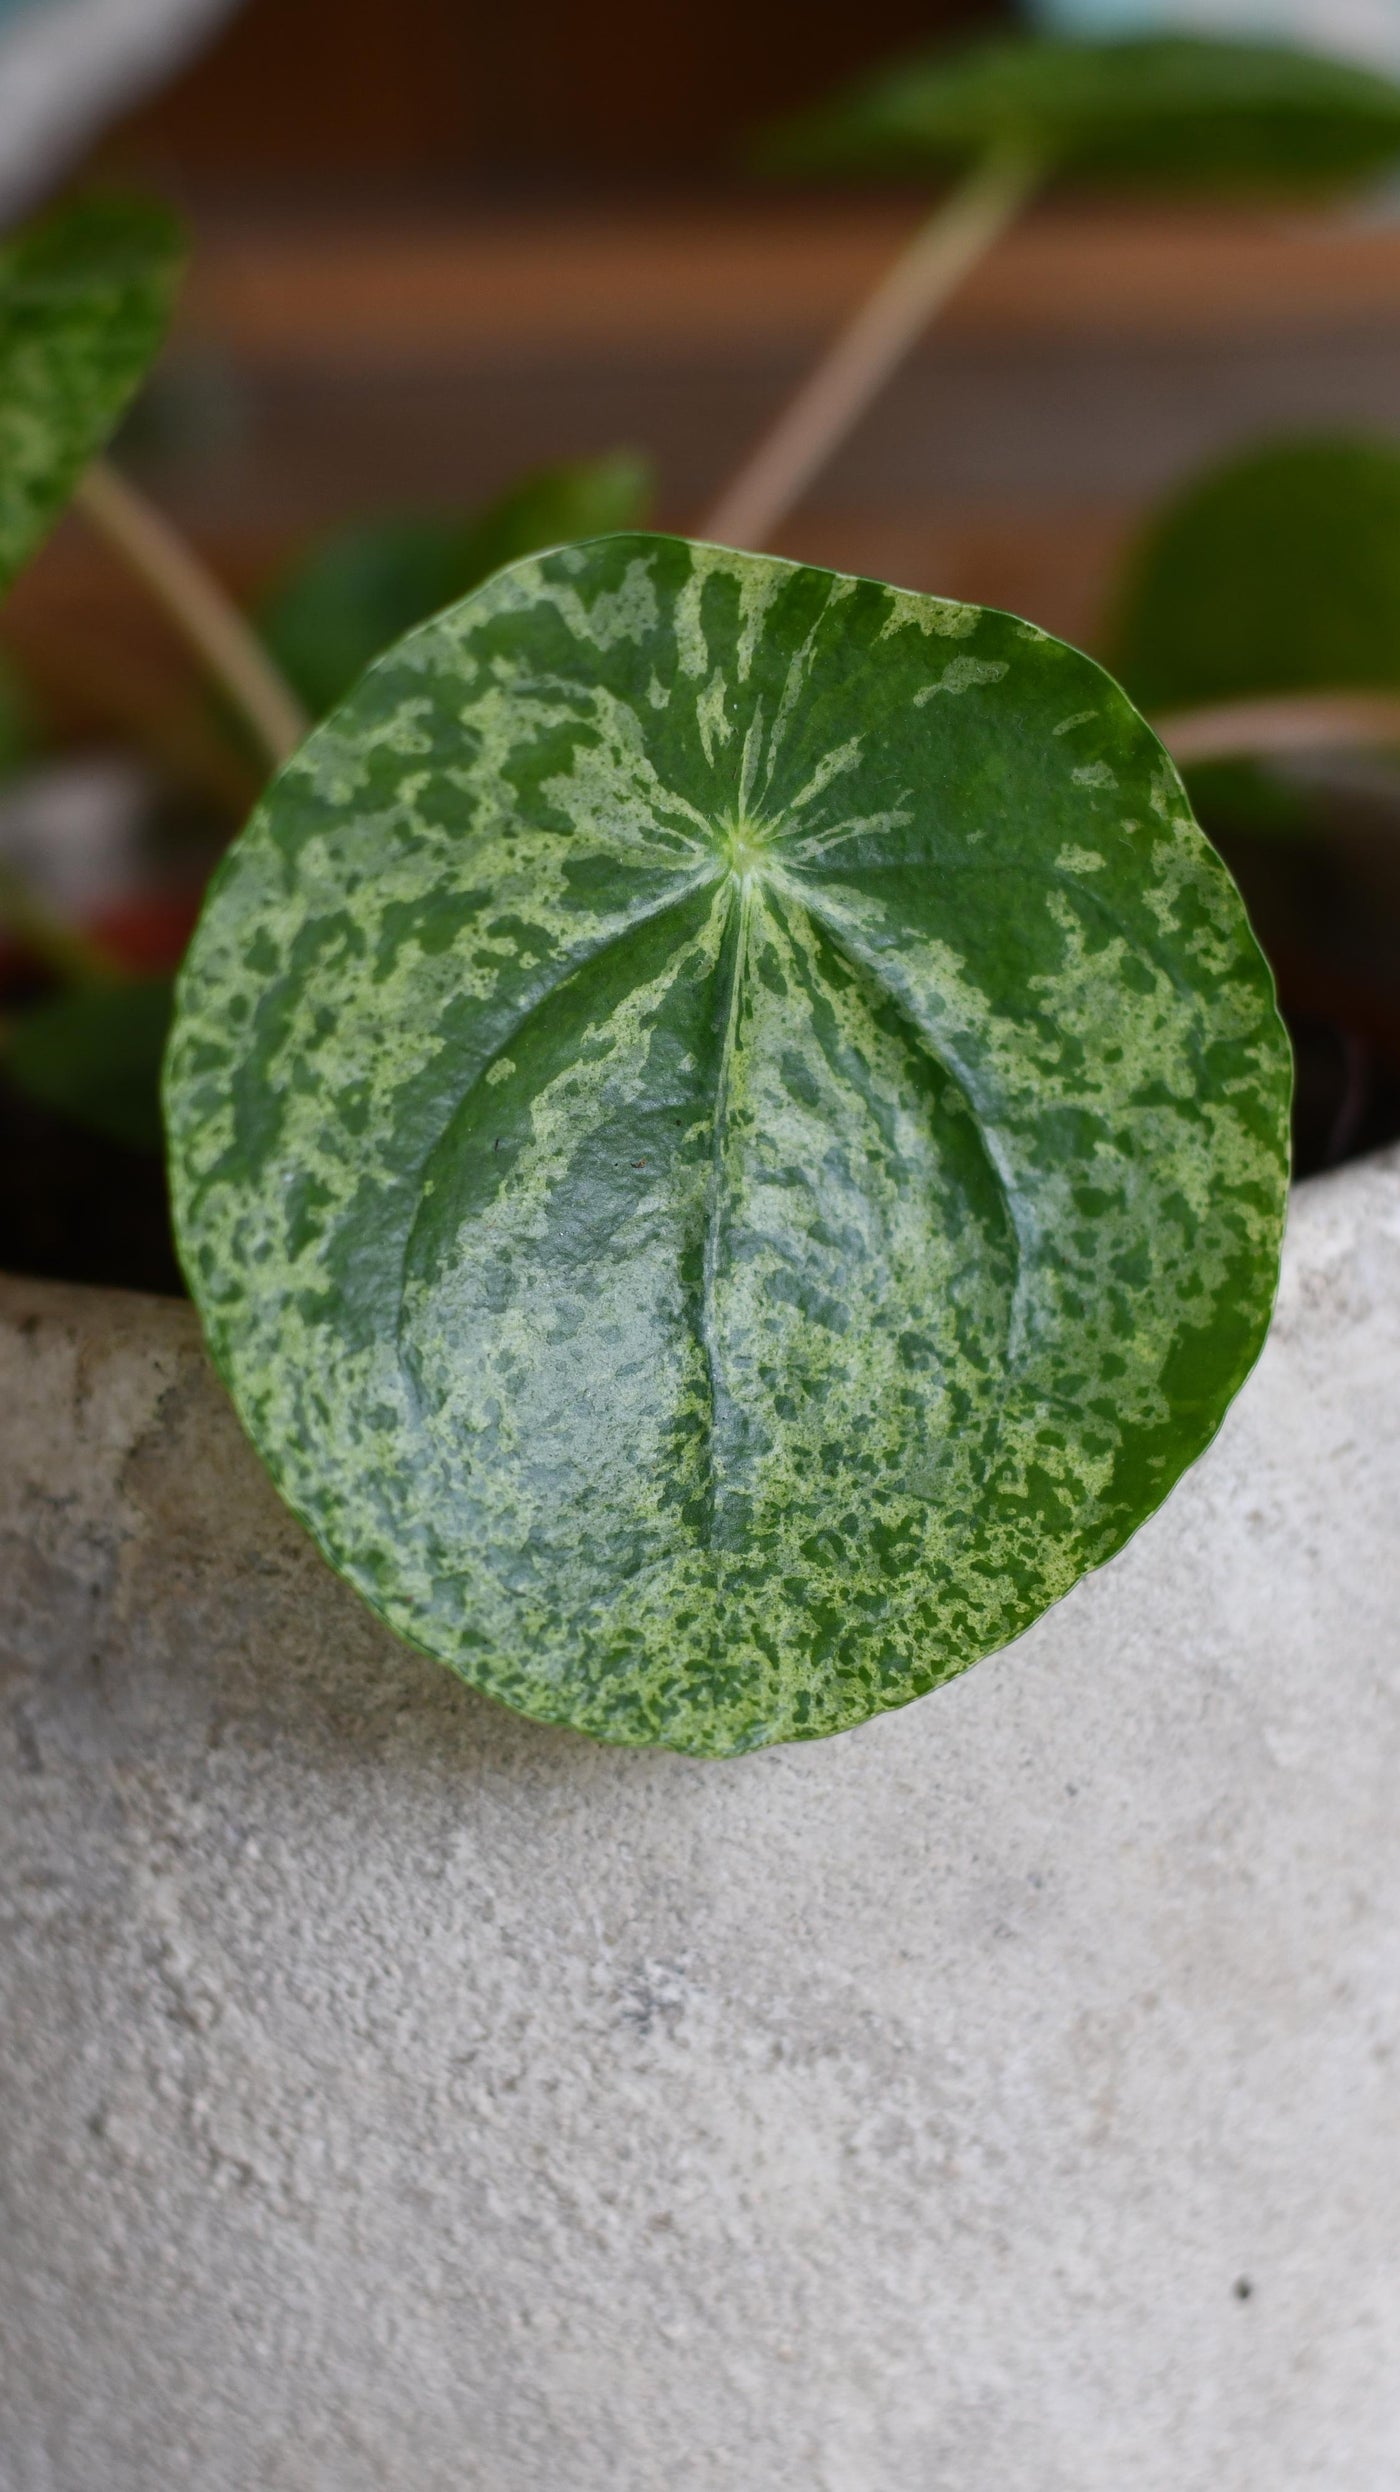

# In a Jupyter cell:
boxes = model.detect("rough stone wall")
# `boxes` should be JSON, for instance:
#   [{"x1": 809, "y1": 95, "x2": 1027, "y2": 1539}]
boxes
[{"x1": 2, "y1": 1154, "x2": 1399, "y2": 2492}]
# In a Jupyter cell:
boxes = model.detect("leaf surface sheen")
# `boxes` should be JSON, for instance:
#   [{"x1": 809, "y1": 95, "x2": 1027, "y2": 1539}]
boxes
[{"x1": 166, "y1": 536, "x2": 1291, "y2": 1755}]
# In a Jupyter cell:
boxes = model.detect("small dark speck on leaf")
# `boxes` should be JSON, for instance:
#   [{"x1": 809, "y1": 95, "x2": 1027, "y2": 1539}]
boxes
[
  {"x1": 1234, "y1": 2277, "x2": 1254, "y2": 2301},
  {"x1": 493, "y1": 1137, "x2": 504, "y2": 1152}
]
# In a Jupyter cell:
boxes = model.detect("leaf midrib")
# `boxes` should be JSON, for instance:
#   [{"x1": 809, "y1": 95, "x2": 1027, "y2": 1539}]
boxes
[
  {"x1": 389, "y1": 855, "x2": 717, "y2": 1363},
  {"x1": 696, "y1": 870, "x2": 753, "y2": 1553},
  {"x1": 390, "y1": 842, "x2": 1037, "y2": 1545}
]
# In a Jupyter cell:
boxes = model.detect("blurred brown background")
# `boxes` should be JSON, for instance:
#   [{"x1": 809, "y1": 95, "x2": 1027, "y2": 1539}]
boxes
[
  {"x1": 9, "y1": 0, "x2": 1400, "y2": 775},
  {"x1": 8, "y1": 0, "x2": 1400, "y2": 1264},
  {"x1": 104, "y1": 0, "x2": 1004, "y2": 191}
]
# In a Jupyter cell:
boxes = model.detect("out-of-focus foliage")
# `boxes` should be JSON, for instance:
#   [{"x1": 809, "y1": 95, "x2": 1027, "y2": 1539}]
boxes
[
  {"x1": 0, "y1": 195, "x2": 184, "y2": 600},
  {"x1": 260, "y1": 452, "x2": 653, "y2": 720},
  {"x1": 3, "y1": 972, "x2": 173, "y2": 1152},
  {"x1": 1105, "y1": 432, "x2": 1400, "y2": 839},
  {"x1": 765, "y1": 33, "x2": 1400, "y2": 190},
  {"x1": 0, "y1": 651, "x2": 37, "y2": 778},
  {"x1": 1108, "y1": 435, "x2": 1400, "y2": 708}
]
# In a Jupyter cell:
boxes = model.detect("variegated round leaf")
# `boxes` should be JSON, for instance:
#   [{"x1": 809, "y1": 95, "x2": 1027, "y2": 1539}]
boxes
[{"x1": 166, "y1": 536, "x2": 1291, "y2": 1755}]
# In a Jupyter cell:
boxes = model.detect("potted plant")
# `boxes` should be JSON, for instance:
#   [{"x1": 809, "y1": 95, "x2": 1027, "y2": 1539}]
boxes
[{"x1": 4, "y1": 27, "x2": 1400, "y2": 2484}]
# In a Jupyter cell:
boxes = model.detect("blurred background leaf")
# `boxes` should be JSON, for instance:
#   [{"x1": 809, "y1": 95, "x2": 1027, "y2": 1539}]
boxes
[
  {"x1": 259, "y1": 451, "x2": 653, "y2": 719},
  {"x1": 1108, "y1": 432, "x2": 1400, "y2": 708},
  {"x1": 0, "y1": 650, "x2": 38, "y2": 777},
  {"x1": 764, "y1": 31, "x2": 1400, "y2": 189},
  {"x1": 1101, "y1": 423, "x2": 1400, "y2": 1165},
  {"x1": 1107, "y1": 430, "x2": 1400, "y2": 831},
  {"x1": 0, "y1": 194, "x2": 185, "y2": 600},
  {"x1": 2, "y1": 970, "x2": 172, "y2": 1151}
]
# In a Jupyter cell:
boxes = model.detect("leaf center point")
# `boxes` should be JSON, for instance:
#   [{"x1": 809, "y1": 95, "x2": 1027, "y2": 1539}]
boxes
[{"x1": 719, "y1": 814, "x2": 772, "y2": 882}]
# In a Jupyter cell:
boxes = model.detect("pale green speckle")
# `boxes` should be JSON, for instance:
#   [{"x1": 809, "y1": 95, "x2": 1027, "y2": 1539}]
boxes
[
  {"x1": 878, "y1": 589, "x2": 981, "y2": 641},
  {"x1": 914, "y1": 656, "x2": 1011, "y2": 703}
]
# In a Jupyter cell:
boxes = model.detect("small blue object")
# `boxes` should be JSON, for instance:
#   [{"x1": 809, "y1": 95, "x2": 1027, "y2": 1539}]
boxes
[
  {"x1": 1022, "y1": 0, "x2": 1400, "y2": 71},
  {"x1": 1024, "y1": 0, "x2": 1179, "y2": 25}
]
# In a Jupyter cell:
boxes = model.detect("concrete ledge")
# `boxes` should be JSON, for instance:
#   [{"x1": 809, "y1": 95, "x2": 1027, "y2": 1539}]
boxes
[{"x1": 3, "y1": 1152, "x2": 1399, "y2": 2490}]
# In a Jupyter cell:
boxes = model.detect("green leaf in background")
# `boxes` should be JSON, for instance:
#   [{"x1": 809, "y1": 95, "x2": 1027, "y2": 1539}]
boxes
[
  {"x1": 1108, "y1": 434, "x2": 1400, "y2": 710},
  {"x1": 766, "y1": 35, "x2": 1400, "y2": 190},
  {"x1": 5, "y1": 973, "x2": 173, "y2": 1152},
  {"x1": 0, "y1": 647, "x2": 37, "y2": 776},
  {"x1": 450, "y1": 452, "x2": 652, "y2": 603},
  {"x1": 0, "y1": 195, "x2": 185, "y2": 600},
  {"x1": 259, "y1": 451, "x2": 652, "y2": 719},
  {"x1": 166, "y1": 536, "x2": 1290, "y2": 1756}
]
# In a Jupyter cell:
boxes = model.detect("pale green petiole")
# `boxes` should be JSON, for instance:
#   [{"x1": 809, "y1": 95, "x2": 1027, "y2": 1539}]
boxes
[{"x1": 701, "y1": 141, "x2": 1044, "y2": 553}]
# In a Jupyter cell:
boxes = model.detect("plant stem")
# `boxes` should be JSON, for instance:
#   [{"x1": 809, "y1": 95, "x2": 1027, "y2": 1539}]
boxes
[
  {"x1": 74, "y1": 459, "x2": 309, "y2": 771},
  {"x1": 1156, "y1": 690, "x2": 1400, "y2": 768},
  {"x1": 700, "y1": 145, "x2": 1042, "y2": 553},
  {"x1": 0, "y1": 858, "x2": 124, "y2": 986}
]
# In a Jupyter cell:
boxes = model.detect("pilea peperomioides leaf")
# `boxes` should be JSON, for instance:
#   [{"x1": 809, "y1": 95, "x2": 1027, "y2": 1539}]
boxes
[
  {"x1": 0, "y1": 195, "x2": 185, "y2": 600},
  {"x1": 165, "y1": 535, "x2": 1291, "y2": 1757}
]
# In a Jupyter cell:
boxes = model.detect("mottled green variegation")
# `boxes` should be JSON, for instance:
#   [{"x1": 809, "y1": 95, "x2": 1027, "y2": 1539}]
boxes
[
  {"x1": 0, "y1": 196, "x2": 184, "y2": 599},
  {"x1": 166, "y1": 536, "x2": 1290, "y2": 1756}
]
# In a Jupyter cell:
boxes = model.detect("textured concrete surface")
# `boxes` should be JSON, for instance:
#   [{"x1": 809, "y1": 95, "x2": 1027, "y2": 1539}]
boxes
[{"x1": 2, "y1": 1152, "x2": 1399, "y2": 2492}]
